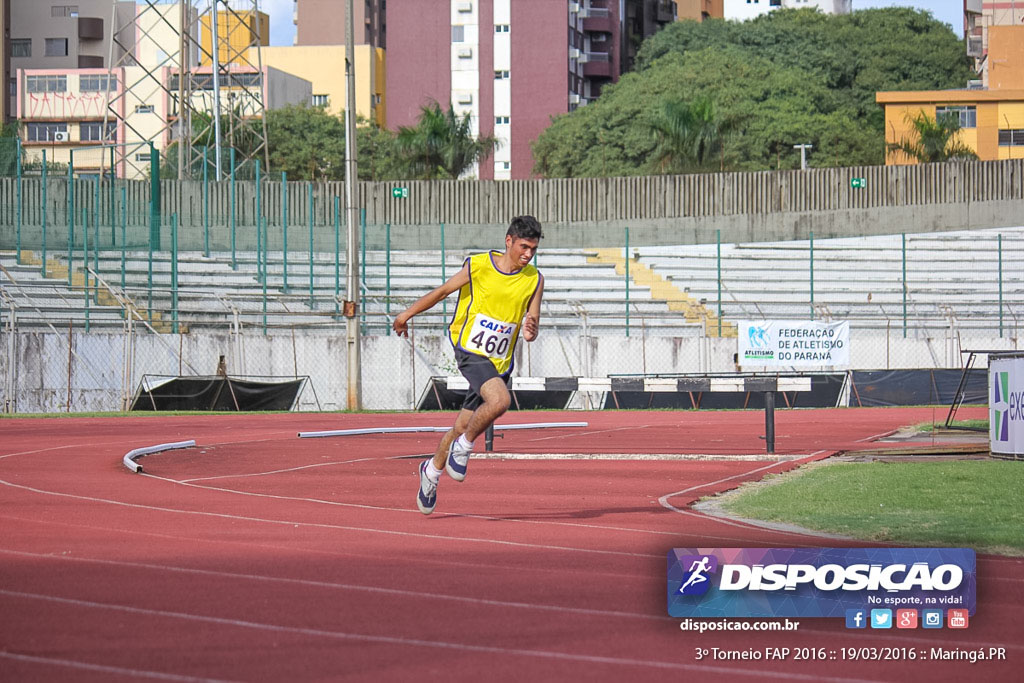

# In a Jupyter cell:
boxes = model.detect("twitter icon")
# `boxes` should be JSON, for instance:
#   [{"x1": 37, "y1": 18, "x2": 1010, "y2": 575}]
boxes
[{"x1": 870, "y1": 609, "x2": 893, "y2": 629}]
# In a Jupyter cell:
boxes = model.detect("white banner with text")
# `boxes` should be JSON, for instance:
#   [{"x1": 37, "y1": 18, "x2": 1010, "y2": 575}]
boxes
[{"x1": 738, "y1": 320, "x2": 850, "y2": 367}]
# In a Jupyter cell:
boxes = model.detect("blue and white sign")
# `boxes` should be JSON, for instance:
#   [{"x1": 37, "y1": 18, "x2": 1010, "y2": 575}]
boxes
[
  {"x1": 739, "y1": 320, "x2": 849, "y2": 367},
  {"x1": 668, "y1": 548, "x2": 976, "y2": 618}
]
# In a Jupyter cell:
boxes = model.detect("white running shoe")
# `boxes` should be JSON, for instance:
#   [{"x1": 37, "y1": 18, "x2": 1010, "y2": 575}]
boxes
[
  {"x1": 445, "y1": 439, "x2": 471, "y2": 482},
  {"x1": 417, "y1": 460, "x2": 437, "y2": 515}
]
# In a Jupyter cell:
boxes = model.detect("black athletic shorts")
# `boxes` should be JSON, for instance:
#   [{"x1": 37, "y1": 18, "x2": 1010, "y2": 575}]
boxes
[{"x1": 455, "y1": 348, "x2": 511, "y2": 411}]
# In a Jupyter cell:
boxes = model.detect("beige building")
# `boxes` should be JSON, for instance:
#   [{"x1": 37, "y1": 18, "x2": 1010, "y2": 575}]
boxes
[
  {"x1": 255, "y1": 44, "x2": 385, "y2": 126},
  {"x1": 877, "y1": 26, "x2": 1024, "y2": 164},
  {"x1": 294, "y1": 0, "x2": 385, "y2": 48},
  {"x1": 200, "y1": 9, "x2": 269, "y2": 67},
  {"x1": 675, "y1": 0, "x2": 723, "y2": 22}
]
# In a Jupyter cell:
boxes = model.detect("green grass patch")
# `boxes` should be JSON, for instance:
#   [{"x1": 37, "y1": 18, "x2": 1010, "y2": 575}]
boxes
[
  {"x1": 719, "y1": 461, "x2": 1024, "y2": 555},
  {"x1": 911, "y1": 419, "x2": 989, "y2": 432}
]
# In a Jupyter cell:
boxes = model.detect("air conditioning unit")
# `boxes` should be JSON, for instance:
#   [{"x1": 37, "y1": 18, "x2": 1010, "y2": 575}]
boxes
[
  {"x1": 456, "y1": 1, "x2": 472, "y2": 12},
  {"x1": 569, "y1": 2, "x2": 581, "y2": 13},
  {"x1": 569, "y1": 47, "x2": 581, "y2": 59},
  {"x1": 456, "y1": 92, "x2": 473, "y2": 104},
  {"x1": 457, "y1": 46, "x2": 473, "y2": 58},
  {"x1": 53, "y1": 131, "x2": 70, "y2": 142},
  {"x1": 569, "y1": 93, "x2": 581, "y2": 105}
]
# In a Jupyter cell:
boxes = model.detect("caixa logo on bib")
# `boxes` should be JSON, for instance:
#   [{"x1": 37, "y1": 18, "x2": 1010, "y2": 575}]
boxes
[{"x1": 667, "y1": 548, "x2": 976, "y2": 619}]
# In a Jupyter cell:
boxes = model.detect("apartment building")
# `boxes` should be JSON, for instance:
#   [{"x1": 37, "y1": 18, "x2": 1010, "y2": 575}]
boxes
[
  {"x1": 200, "y1": 8, "x2": 269, "y2": 66},
  {"x1": 6, "y1": 0, "x2": 135, "y2": 124},
  {"x1": 294, "y1": 0, "x2": 385, "y2": 48},
  {"x1": 877, "y1": 25, "x2": 1024, "y2": 164},
  {"x1": 966, "y1": 0, "x2": 1024, "y2": 88},
  {"x1": 675, "y1": 0, "x2": 724, "y2": 22},
  {"x1": 386, "y1": 0, "x2": 674, "y2": 180}
]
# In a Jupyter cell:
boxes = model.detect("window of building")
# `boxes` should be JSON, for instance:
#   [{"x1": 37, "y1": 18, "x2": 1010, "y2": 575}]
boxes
[
  {"x1": 9, "y1": 79, "x2": 16, "y2": 96},
  {"x1": 502, "y1": 162, "x2": 510, "y2": 170},
  {"x1": 311, "y1": 94, "x2": 329, "y2": 107},
  {"x1": 135, "y1": 104, "x2": 155, "y2": 114},
  {"x1": 494, "y1": 70, "x2": 509, "y2": 80},
  {"x1": 52, "y1": 6, "x2": 79, "y2": 18},
  {"x1": 80, "y1": 121, "x2": 117, "y2": 142},
  {"x1": 26, "y1": 75, "x2": 68, "y2": 93},
  {"x1": 26, "y1": 122, "x2": 68, "y2": 142},
  {"x1": 495, "y1": 116, "x2": 509, "y2": 125},
  {"x1": 136, "y1": 153, "x2": 152, "y2": 162},
  {"x1": 936, "y1": 106, "x2": 976, "y2": 129},
  {"x1": 494, "y1": 24, "x2": 509, "y2": 33},
  {"x1": 998, "y1": 129, "x2": 1024, "y2": 146},
  {"x1": 45, "y1": 38, "x2": 69, "y2": 57},
  {"x1": 451, "y1": 25, "x2": 464, "y2": 42},
  {"x1": 11, "y1": 39, "x2": 32, "y2": 58},
  {"x1": 80, "y1": 74, "x2": 117, "y2": 92}
]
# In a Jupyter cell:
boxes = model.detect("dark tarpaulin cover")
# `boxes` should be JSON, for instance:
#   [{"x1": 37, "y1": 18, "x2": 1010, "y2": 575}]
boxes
[
  {"x1": 849, "y1": 369, "x2": 987, "y2": 407},
  {"x1": 131, "y1": 376, "x2": 304, "y2": 412}
]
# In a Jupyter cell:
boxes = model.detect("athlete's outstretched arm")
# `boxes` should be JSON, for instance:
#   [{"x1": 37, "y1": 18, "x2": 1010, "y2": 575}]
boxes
[
  {"x1": 523, "y1": 273, "x2": 544, "y2": 342},
  {"x1": 393, "y1": 265, "x2": 469, "y2": 337}
]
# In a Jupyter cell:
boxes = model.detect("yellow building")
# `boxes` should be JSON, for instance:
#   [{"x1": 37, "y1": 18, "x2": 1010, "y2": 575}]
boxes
[
  {"x1": 201, "y1": 9, "x2": 269, "y2": 67},
  {"x1": 254, "y1": 45, "x2": 386, "y2": 127},
  {"x1": 877, "y1": 25, "x2": 1024, "y2": 163}
]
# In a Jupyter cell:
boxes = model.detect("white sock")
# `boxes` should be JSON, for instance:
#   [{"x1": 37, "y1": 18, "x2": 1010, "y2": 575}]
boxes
[
  {"x1": 456, "y1": 434, "x2": 474, "y2": 452},
  {"x1": 424, "y1": 459, "x2": 443, "y2": 483}
]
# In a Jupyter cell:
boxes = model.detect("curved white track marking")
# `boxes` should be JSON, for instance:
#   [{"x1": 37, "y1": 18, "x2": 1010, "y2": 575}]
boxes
[
  {"x1": 178, "y1": 456, "x2": 385, "y2": 483},
  {"x1": 0, "y1": 651, "x2": 229, "y2": 682},
  {"x1": 0, "y1": 478, "x2": 658, "y2": 559},
  {"x1": 0, "y1": 515, "x2": 643, "y2": 580},
  {"x1": 657, "y1": 452, "x2": 831, "y2": 538},
  {"x1": 0, "y1": 548, "x2": 662, "y2": 621},
  {"x1": 141, "y1": 471, "x2": 779, "y2": 545},
  {"x1": 0, "y1": 589, "x2": 880, "y2": 681}
]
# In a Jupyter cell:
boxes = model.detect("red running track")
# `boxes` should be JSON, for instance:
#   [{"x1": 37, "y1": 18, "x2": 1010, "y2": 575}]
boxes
[{"x1": 1, "y1": 407, "x2": 1020, "y2": 682}]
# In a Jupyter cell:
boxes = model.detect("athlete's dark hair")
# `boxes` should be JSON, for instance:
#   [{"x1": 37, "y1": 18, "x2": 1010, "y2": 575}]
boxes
[{"x1": 507, "y1": 215, "x2": 543, "y2": 241}]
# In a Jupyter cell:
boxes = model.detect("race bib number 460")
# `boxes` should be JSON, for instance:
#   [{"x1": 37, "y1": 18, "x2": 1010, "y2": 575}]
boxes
[{"x1": 467, "y1": 314, "x2": 517, "y2": 360}]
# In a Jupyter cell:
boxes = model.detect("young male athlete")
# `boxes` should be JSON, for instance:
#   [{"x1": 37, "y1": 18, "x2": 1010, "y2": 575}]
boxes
[{"x1": 393, "y1": 216, "x2": 544, "y2": 515}]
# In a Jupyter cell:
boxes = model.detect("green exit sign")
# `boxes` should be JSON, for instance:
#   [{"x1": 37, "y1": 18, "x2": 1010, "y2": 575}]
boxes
[
  {"x1": 851, "y1": 177, "x2": 867, "y2": 189},
  {"x1": 392, "y1": 187, "x2": 408, "y2": 199}
]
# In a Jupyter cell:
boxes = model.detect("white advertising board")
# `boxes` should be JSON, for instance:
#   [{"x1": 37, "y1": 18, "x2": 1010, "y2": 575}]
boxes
[
  {"x1": 738, "y1": 320, "x2": 850, "y2": 368},
  {"x1": 989, "y1": 355, "x2": 1024, "y2": 456}
]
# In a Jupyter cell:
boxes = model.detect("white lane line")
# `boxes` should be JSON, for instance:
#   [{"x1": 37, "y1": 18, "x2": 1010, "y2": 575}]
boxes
[
  {"x1": 179, "y1": 456, "x2": 383, "y2": 483},
  {"x1": 0, "y1": 478, "x2": 658, "y2": 559},
  {"x1": 0, "y1": 589, "x2": 882, "y2": 681},
  {"x1": 0, "y1": 651, "x2": 231, "y2": 682},
  {"x1": 0, "y1": 548, "x2": 662, "y2": 622},
  {"x1": 142, "y1": 470, "x2": 788, "y2": 546},
  {"x1": 657, "y1": 452, "x2": 831, "y2": 539}
]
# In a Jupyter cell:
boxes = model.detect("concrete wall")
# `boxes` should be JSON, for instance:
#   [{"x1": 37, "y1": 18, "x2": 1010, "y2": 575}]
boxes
[{"x1": 3, "y1": 328, "x2": 1020, "y2": 413}]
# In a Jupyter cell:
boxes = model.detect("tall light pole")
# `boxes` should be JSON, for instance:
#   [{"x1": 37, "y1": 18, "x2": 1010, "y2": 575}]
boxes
[
  {"x1": 344, "y1": 0, "x2": 362, "y2": 409},
  {"x1": 793, "y1": 143, "x2": 813, "y2": 170}
]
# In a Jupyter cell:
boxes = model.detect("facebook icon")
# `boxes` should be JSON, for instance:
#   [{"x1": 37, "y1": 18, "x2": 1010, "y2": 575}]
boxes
[{"x1": 845, "y1": 609, "x2": 867, "y2": 629}]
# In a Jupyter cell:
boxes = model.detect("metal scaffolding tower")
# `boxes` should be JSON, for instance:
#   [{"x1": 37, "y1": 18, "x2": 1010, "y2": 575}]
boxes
[{"x1": 102, "y1": 0, "x2": 271, "y2": 180}]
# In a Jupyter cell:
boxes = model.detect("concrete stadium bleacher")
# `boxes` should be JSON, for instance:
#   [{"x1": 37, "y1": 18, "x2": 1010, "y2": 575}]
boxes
[
  {"x1": 632, "y1": 227, "x2": 1024, "y2": 331},
  {"x1": 4, "y1": 226, "x2": 1020, "y2": 336}
]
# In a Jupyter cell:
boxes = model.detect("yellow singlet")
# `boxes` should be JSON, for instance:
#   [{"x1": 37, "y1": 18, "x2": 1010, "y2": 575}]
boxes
[{"x1": 448, "y1": 251, "x2": 540, "y2": 375}]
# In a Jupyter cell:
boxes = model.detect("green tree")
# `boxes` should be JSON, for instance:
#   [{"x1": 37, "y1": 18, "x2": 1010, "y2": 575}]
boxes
[
  {"x1": 648, "y1": 96, "x2": 742, "y2": 173},
  {"x1": 534, "y1": 7, "x2": 973, "y2": 176},
  {"x1": 266, "y1": 103, "x2": 347, "y2": 180},
  {"x1": 887, "y1": 110, "x2": 978, "y2": 163},
  {"x1": 395, "y1": 101, "x2": 499, "y2": 179}
]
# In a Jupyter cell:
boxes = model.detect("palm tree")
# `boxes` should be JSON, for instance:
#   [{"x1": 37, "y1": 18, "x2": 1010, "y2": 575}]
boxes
[
  {"x1": 887, "y1": 110, "x2": 978, "y2": 163},
  {"x1": 395, "y1": 101, "x2": 499, "y2": 179},
  {"x1": 648, "y1": 96, "x2": 739, "y2": 173}
]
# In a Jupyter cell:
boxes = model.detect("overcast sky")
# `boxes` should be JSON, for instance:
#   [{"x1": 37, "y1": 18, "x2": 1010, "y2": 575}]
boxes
[{"x1": 259, "y1": 0, "x2": 964, "y2": 47}]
